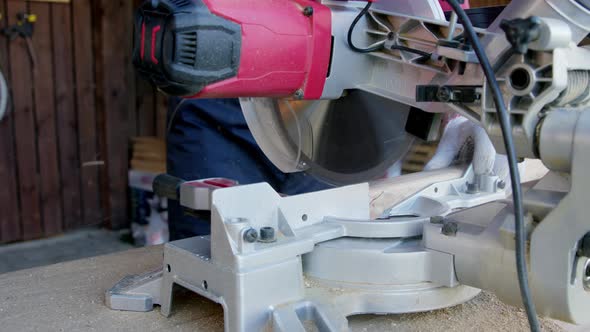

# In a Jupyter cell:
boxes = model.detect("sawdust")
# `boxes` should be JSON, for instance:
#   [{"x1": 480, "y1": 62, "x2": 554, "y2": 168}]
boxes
[
  {"x1": 300, "y1": 276, "x2": 566, "y2": 331},
  {"x1": 304, "y1": 275, "x2": 321, "y2": 288},
  {"x1": 0, "y1": 246, "x2": 578, "y2": 332},
  {"x1": 349, "y1": 291, "x2": 565, "y2": 332}
]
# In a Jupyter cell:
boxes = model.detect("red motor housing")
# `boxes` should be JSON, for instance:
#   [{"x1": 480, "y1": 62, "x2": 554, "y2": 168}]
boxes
[{"x1": 134, "y1": 0, "x2": 332, "y2": 99}]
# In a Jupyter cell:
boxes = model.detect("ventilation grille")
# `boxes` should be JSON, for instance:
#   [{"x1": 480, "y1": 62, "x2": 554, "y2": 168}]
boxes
[{"x1": 177, "y1": 31, "x2": 197, "y2": 67}]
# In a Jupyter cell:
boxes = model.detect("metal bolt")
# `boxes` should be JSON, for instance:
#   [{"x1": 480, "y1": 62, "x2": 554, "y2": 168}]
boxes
[
  {"x1": 259, "y1": 226, "x2": 277, "y2": 243},
  {"x1": 497, "y1": 180, "x2": 506, "y2": 189},
  {"x1": 294, "y1": 89, "x2": 304, "y2": 100},
  {"x1": 441, "y1": 221, "x2": 459, "y2": 236},
  {"x1": 430, "y1": 216, "x2": 445, "y2": 224},
  {"x1": 303, "y1": 6, "x2": 314, "y2": 17},
  {"x1": 243, "y1": 228, "x2": 258, "y2": 243}
]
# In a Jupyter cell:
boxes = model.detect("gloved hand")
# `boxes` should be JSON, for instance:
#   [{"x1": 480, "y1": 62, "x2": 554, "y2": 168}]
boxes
[{"x1": 424, "y1": 115, "x2": 525, "y2": 187}]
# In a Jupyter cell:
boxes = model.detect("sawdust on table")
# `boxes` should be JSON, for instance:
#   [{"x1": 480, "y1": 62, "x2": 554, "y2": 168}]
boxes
[{"x1": 348, "y1": 291, "x2": 564, "y2": 332}]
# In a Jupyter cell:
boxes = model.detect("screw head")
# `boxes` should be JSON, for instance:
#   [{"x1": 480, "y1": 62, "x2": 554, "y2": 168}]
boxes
[
  {"x1": 303, "y1": 6, "x2": 314, "y2": 17},
  {"x1": 441, "y1": 221, "x2": 459, "y2": 236},
  {"x1": 243, "y1": 228, "x2": 258, "y2": 243},
  {"x1": 294, "y1": 89, "x2": 304, "y2": 100},
  {"x1": 259, "y1": 226, "x2": 277, "y2": 243}
]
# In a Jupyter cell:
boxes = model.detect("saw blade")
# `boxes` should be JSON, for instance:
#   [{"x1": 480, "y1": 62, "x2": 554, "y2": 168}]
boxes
[{"x1": 240, "y1": 90, "x2": 414, "y2": 185}]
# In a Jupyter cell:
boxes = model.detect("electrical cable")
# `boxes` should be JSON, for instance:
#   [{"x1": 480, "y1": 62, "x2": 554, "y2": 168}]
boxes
[
  {"x1": 445, "y1": 1, "x2": 540, "y2": 331},
  {"x1": 348, "y1": 1, "x2": 433, "y2": 61},
  {"x1": 283, "y1": 100, "x2": 303, "y2": 170},
  {"x1": 167, "y1": 98, "x2": 187, "y2": 134},
  {"x1": 389, "y1": 44, "x2": 432, "y2": 58},
  {"x1": 347, "y1": 1, "x2": 383, "y2": 53}
]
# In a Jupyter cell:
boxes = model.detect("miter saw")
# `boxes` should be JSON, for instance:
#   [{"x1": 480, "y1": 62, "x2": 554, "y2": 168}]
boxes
[{"x1": 107, "y1": 0, "x2": 590, "y2": 331}]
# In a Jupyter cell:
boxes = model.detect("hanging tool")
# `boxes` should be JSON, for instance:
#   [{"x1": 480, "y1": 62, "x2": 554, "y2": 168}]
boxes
[{"x1": 2, "y1": 12, "x2": 37, "y2": 68}]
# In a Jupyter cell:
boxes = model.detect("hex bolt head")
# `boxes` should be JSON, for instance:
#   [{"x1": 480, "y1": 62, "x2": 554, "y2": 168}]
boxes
[
  {"x1": 243, "y1": 228, "x2": 258, "y2": 243},
  {"x1": 259, "y1": 226, "x2": 277, "y2": 243},
  {"x1": 294, "y1": 89, "x2": 304, "y2": 100},
  {"x1": 441, "y1": 221, "x2": 459, "y2": 236},
  {"x1": 303, "y1": 6, "x2": 314, "y2": 17},
  {"x1": 430, "y1": 216, "x2": 445, "y2": 224}
]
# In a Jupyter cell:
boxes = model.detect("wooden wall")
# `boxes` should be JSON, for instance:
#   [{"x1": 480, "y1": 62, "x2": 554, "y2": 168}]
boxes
[{"x1": 0, "y1": 0, "x2": 165, "y2": 243}]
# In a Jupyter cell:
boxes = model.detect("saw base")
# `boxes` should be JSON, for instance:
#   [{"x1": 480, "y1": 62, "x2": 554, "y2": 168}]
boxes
[
  {"x1": 107, "y1": 167, "x2": 505, "y2": 331},
  {"x1": 107, "y1": 235, "x2": 480, "y2": 331}
]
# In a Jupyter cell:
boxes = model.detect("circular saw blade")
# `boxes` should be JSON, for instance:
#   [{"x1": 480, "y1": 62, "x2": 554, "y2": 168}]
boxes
[{"x1": 240, "y1": 90, "x2": 414, "y2": 185}]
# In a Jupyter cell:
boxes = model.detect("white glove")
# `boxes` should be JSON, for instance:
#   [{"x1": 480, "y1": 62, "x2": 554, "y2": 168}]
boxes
[{"x1": 424, "y1": 116, "x2": 525, "y2": 186}]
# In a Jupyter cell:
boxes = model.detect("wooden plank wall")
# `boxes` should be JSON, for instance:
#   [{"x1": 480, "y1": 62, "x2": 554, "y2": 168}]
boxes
[
  {"x1": 91, "y1": 0, "x2": 134, "y2": 231},
  {"x1": 0, "y1": 0, "x2": 161, "y2": 243}
]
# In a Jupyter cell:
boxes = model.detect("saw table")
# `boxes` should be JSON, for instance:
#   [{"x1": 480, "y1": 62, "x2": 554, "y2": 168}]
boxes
[
  {"x1": 0, "y1": 164, "x2": 578, "y2": 332},
  {"x1": 0, "y1": 245, "x2": 573, "y2": 331}
]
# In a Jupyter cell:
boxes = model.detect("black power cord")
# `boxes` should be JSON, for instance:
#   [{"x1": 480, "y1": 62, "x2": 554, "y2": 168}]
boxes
[
  {"x1": 348, "y1": 1, "x2": 433, "y2": 62},
  {"x1": 347, "y1": 1, "x2": 382, "y2": 53},
  {"x1": 390, "y1": 44, "x2": 431, "y2": 57},
  {"x1": 444, "y1": 1, "x2": 540, "y2": 331}
]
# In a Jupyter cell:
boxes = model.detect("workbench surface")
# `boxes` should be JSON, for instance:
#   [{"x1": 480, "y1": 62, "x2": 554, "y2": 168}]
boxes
[{"x1": 0, "y1": 244, "x2": 581, "y2": 332}]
